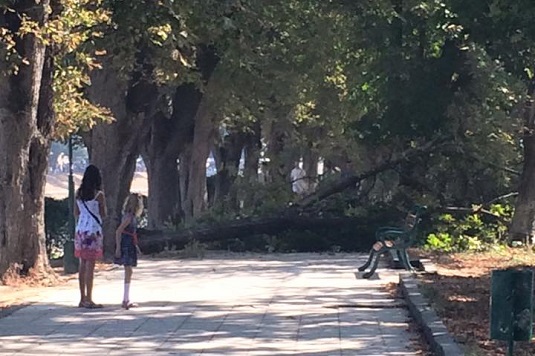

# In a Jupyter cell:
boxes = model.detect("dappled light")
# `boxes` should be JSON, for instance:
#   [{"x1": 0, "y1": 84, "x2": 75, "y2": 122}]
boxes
[
  {"x1": 4, "y1": 0, "x2": 535, "y2": 354},
  {"x1": 0, "y1": 254, "x2": 423, "y2": 355}
]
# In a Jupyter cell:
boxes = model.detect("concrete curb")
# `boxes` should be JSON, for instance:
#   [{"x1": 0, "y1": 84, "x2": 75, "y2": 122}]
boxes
[{"x1": 399, "y1": 272, "x2": 465, "y2": 356}]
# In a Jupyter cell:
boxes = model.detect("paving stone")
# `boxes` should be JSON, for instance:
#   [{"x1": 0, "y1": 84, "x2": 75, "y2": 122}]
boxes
[{"x1": 0, "y1": 253, "x2": 422, "y2": 355}]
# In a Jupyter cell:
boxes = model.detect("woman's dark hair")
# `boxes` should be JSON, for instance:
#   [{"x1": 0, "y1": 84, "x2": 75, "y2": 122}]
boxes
[{"x1": 76, "y1": 165, "x2": 102, "y2": 201}]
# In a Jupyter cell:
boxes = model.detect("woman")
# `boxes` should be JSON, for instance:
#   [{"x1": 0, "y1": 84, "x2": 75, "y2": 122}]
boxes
[{"x1": 74, "y1": 164, "x2": 106, "y2": 308}]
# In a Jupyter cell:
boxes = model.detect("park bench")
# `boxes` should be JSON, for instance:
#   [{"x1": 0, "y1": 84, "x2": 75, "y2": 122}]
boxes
[{"x1": 358, "y1": 205, "x2": 426, "y2": 279}]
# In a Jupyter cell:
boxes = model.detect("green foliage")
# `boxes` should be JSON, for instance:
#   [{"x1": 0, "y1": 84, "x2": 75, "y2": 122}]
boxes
[
  {"x1": 4, "y1": 0, "x2": 533, "y2": 253},
  {"x1": 193, "y1": 178, "x2": 294, "y2": 231},
  {"x1": 0, "y1": 0, "x2": 114, "y2": 139},
  {"x1": 425, "y1": 204, "x2": 513, "y2": 252}
]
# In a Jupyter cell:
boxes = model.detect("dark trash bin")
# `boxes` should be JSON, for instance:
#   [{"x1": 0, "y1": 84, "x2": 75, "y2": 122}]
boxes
[{"x1": 490, "y1": 268, "x2": 533, "y2": 355}]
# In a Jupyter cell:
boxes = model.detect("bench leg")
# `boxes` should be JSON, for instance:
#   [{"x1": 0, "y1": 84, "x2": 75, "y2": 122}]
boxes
[
  {"x1": 397, "y1": 249, "x2": 408, "y2": 270},
  {"x1": 396, "y1": 248, "x2": 412, "y2": 271},
  {"x1": 363, "y1": 249, "x2": 384, "y2": 279},
  {"x1": 401, "y1": 248, "x2": 414, "y2": 272},
  {"x1": 396, "y1": 250, "x2": 403, "y2": 267},
  {"x1": 358, "y1": 249, "x2": 375, "y2": 272}
]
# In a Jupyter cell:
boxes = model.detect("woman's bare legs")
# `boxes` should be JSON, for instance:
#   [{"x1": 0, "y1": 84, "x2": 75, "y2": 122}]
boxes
[
  {"x1": 78, "y1": 259, "x2": 87, "y2": 305},
  {"x1": 85, "y1": 259, "x2": 96, "y2": 303}
]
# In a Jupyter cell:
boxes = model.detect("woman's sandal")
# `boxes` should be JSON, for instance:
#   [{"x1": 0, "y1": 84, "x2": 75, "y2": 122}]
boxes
[
  {"x1": 121, "y1": 301, "x2": 138, "y2": 310},
  {"x1": 85, "y1": 301, "x2": 103, "y2": 309}
]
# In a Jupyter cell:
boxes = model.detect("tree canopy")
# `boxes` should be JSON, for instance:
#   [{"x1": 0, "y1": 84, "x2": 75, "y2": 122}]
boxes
[{"x1": 1, "y1": 0, "x2": 535, "y2": 276}]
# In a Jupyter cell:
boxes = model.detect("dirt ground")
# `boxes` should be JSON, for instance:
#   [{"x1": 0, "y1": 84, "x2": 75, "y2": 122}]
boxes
[{"x1": 416, "y1": 248, "x2": 535, "y2": 356}]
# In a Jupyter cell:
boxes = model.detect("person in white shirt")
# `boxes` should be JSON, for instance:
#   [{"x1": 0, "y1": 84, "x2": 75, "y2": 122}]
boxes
[{"x1": 290, "y1": 161, "x2": 308, "y2": 196}]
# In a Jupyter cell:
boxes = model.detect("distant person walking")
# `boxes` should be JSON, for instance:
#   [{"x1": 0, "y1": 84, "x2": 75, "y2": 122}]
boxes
[
  {"x1": 114, "y1": 193, "x2": 143, "y2": 309},
  {"x1": 74, "y1": 165, "x2": 106, "y2": 309},
  {"x1": 56, "y1": 152, "x2": 64, "y2": 173},
  {"x1": 290, "y1": 161, "x2": 308, "y2": 196},
  {"x1": 62, "y1": 154, "x2": 69, "y2": 172}
]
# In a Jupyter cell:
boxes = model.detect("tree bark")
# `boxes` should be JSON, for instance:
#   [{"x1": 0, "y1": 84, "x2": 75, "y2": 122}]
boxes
[
  {"x1": 303, "y1": 145, "x2": 319, "y2": 192},
  {"x1": 143, "y1": 150, "x2": 180, "y2": 228},
  {"x1": 84, "y1": 63, "x2": 155, "y2": 256},
  {"x1": 510, "y1": 87, "x2": 535, "y2": 241},
  {"x1": 183, "y1": 91, "x2": 215, "y2": 220},
  {"x1": 141, "y1": 112, "x2": 180, "y2": 229},
  {"x1": 243, "y1": 120, "x2": 262, "y2": 183},
  {"x1": 22, "y1": 44, "x2": 56, "y2": 277},
  {"x1": 265, "y1": 118, "x2": 289, "y2": 182},
  {"x1": 181, "y1": 46, "x2": 219, "y2": 221},
  {"x1": 142, "y1": 82, "x2": 201, "y2": 228},
  {"x1": 0, "y1": 0, "x2": 52, "y2": 277},
  {"x1": 264, "y1": 108, "x2": 296, "y2": 184},
  {"x1": 213, "y1": 130, "x2": 246, "y2": 207},
  {"x1": 179, "y1": 147, "x2": 192, "y2": 220}
]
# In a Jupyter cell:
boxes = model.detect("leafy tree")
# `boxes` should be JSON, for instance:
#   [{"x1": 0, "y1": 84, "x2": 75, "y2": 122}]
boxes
[
  {"x1": 0, "y1": 0, "x2": 112, "y2": 276},
  {"x1": 444, "y1": 0, "x2": 535, "y2": 241}
]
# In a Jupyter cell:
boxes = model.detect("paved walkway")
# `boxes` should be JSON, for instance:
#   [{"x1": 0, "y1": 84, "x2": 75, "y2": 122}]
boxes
[{"x1": 0, "y1": 253, "x2": 421, "y2": 355}]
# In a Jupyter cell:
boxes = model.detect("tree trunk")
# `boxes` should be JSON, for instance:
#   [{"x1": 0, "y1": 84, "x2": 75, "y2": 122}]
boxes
[
  {"x1": 179, "y1": 147, "x2": 192, "y2": 221},
  {"x1": 264, "y1": 109, "x2": 295, "y2": 183},
  {"x1": 243, "y1": 120, "x2": 262, "y2": 183},
  {"x1": 214, "y1": 130, "x2": 246, "y2": 207},
  {"x1": 23, "y1": 44, "x2": 56, "y2": 277},
  {"x1": 84, "y1": 63, "x2": 155, "y2": 256},
  {"x1": 142, "y1": 82, "x2": 202, "y2": 228},
  {"x1": 303, "y1": 146, "x2": 319, "y2": 192},
  {"x1": 143, "y1": 152, "x2": 180, "y2": 228},
  {"x1": 142, "y1": 112, "x2": 180, "y2": 228},
  {"x1": 181, "y1": 46, "x2": 219, "y2": 222},
  {"x1": 241, "y1": 122, "x2": 263, "y2": 210},
  {"x1": 510, "y1": 88, "x2": 535, "y2": 241},
  {"x1": 183, "y1": 94, "x2": 215, "y2": 220},
  {"x1": 0, "y1": 0, "x2": 52, "y2": 277},
  {"x1": 86, "y1": 126, "x2": 140, "y2": 257}
]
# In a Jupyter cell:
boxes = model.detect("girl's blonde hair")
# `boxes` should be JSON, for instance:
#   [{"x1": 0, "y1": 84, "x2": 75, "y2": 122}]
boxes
[{"x1": 122, "y1": 193, "x2": 144, "y2": 217}]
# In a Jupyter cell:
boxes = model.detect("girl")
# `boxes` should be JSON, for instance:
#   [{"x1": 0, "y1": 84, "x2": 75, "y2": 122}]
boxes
[
  {"x1": 74, "y1": 164, "x2": 106, "y2": 309},
  {"x1": 115, "y1": 193, "x2": 143, "y2": 309}
]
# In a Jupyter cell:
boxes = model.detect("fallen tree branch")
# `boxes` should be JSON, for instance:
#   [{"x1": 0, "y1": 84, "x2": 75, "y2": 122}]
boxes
[
  {"x1": 295, "y1": 136, "x2": 451, "y2": 208},
  {"x1": 139, "y1": 136, "x2": 452, "y2": 249},
  {"x1": 485, "y1": 192, "x2": 518, "y2": 205},
  {"x1": 461, "y1": 152, "x2": 521, "y2": 176},
  {"x1": 138, "y1": 216, "x2": 365, "y2": 249},
  {"x1": 442, "y1": 206, "x2": 509, "y2": 224}
]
